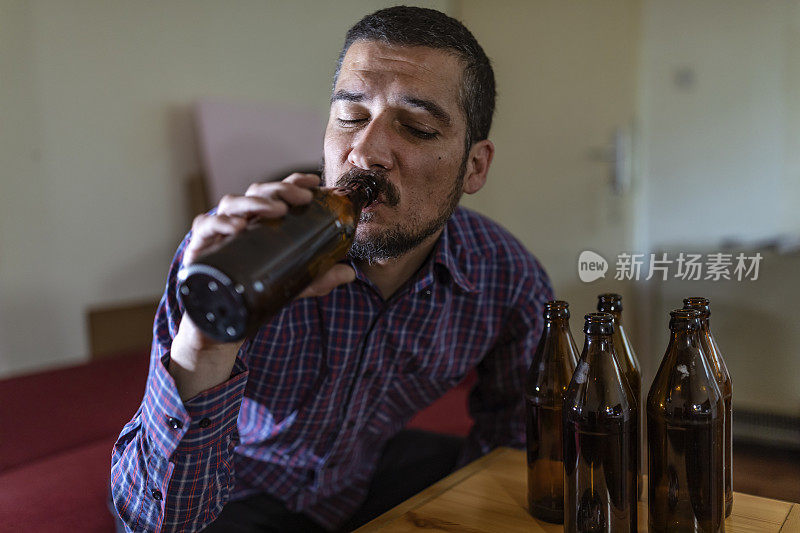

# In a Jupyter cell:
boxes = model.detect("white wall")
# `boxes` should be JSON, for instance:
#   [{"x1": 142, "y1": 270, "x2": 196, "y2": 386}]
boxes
[
  {"x1": 458, "y1": 0, "x2": 642, "y2": 317},
  {"x1": 3, "y1": 0, "x2": 798, "y2": 382},
  {"x1": 785, "y1": 1, "x2": 800, "y2": 233},
  {"x1": 637, "y1": 0, "x2": 800, "y2": 417},
  {"x1": 639, "y1": 0, "x2": 800, "y2": 249},
  {"x1": 0, "y1": 0, "x2": 452, "y2": 377}
]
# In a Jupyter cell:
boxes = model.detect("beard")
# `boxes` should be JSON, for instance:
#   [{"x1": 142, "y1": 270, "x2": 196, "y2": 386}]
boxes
[{"x1": 321, "y1": 156, "x2": 468, "y2": 264}]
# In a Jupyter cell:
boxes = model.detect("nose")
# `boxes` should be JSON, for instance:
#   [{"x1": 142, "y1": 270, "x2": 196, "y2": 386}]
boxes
[{"x1": 347, "y1": 118, "x2": 394, "y2": 171}]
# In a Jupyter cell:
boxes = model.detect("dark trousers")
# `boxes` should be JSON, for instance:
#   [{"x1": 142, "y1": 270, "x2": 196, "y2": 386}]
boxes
[{"x1": 113, "y1": 429, "x2": 464, "y2": 532}]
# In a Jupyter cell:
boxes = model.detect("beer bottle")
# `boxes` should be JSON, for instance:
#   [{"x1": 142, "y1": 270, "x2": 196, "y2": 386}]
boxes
[
  {"x1": 647, "y1": 309, "x2": 725, "y2": 533},
  {"x1": 563, "y1": 312, "x2": 637, "y2": 533},
  {"x1": 525, "y1": 300, "x2": 579, "y2": 523},
  {"x1": 597, "y1": 293, "x2": 642, "y2": 499},
  {"x1": 177, "y1": 177, "x2": 379, "y2": 342},
  {"x1": 684, "y1": 297, "x2": 733, "y2": 517}
]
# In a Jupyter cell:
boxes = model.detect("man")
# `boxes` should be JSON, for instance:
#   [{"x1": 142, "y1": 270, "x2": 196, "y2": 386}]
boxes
[{"x1": 111, "y1": 6, "x2": 552, "y2": 532}]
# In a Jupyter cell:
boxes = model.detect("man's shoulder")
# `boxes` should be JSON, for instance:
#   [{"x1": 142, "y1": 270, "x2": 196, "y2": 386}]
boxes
[{"x1": 447, "y1": 206, "x2": 547, "y2": 281}]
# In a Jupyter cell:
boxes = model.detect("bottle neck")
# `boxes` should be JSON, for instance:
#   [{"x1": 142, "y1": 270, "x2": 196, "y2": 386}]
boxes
[
  {"x1": 342, "y1": 178, "x2": 379, "y2": 210},
  {"x1": 668, "y1": 326, "x2": 700, "y2": 351},
  {"x1": 544, "y1": 317, "x2": 572, "y2": 331},
  {"x1": 584, "y1": 334, "x2": 614, "y2": 354}
]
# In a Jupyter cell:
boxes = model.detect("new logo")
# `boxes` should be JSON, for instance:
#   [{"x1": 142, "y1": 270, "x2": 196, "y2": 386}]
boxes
[{"x1": 578, "y1": 251, "x2": 608, "y2": 283}]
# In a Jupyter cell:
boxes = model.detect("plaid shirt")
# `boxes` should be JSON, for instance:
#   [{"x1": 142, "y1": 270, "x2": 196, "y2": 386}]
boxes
[{"x1": 111, "y1": 206, "x2": 552, "y2": 532}]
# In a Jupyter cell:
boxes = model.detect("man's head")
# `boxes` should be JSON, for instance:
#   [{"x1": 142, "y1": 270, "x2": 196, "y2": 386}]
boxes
[
  {"x1": 322, "y1": 6, "x2": 496, "y2": 263},
  {"x1": 334, "y1": 6, "x2": 495, "y2": 154}
]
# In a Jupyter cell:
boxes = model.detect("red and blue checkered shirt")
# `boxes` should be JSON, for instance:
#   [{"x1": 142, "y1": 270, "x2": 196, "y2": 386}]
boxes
[{"x1": 111, "y1": 206, "x2": 552, "y2": 532}]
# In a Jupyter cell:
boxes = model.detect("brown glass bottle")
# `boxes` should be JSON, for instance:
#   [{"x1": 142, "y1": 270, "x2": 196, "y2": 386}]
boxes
[
  {"x1": 525, "y1": 300, "x2": 580, "y2": 523},
  {"x1": 684, "y1": 297, "x2": 733, "y2": 518},
  {"x1": 647, "y1": 309, "x2": 725, "y2": 533},
  {"x1": 177, "y1": 177, "x2": 379, "y2": 342},
  {"x1": 597, "y1": 293, "x2": 642, "y2": 500},
  {"x1": 563, "y1": 313, "x2": 637, "y2": 533}
]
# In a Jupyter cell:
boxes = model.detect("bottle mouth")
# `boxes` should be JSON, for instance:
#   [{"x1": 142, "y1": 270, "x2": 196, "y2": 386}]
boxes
[
  {"x1": 669, "y1": 308, "x2": 701, "y2": 330},
  {"x1": 543, "y1": 300, "x2": 570, "y2": 320},
  {"x1": 584, "y1": 312, "x2": 614, "y2": 335},
  {"x1": 683, "y1": 296, "x2": 711, "y2": 318},
  {"x1": 341, "y1": 175, "x2": 382, "y2": 207},
  {"x1": 597, "y1": 293, "x2": 623, "y2": 313}
]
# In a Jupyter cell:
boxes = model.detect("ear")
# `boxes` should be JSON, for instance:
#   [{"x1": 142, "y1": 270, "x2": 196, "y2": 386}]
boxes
[{"x1": 462, "y1": 139, "x2": 494, "y2": 195}]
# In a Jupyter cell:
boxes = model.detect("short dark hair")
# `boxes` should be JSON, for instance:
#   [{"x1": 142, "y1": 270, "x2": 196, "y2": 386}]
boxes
[{"x1": 334, "y1": 6, "x2": 496, "y2": 152}]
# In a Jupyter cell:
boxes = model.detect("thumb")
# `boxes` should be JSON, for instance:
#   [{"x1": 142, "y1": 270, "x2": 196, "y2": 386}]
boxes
[{"x1": 298, "y1": 264, "x2": 356, "y2": 298}]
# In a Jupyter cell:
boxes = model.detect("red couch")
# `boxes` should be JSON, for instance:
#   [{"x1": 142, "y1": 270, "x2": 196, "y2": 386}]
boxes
[{"x1": 0, "y1": 351, "x2": 473, "y2": 532}]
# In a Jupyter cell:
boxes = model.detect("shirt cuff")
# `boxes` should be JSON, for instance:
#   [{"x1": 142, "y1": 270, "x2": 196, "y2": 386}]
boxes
[{"x1": 141, "y1": 354, "x2": 249, "y2": 459}]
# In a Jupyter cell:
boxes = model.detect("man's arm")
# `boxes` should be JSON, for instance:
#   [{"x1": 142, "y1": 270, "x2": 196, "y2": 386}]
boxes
[
  {"x1": 110, "y1": 232, "x2": 251, "y2": 533},
  {"x1": 460, "y1": 267, "x2": 553, "y2": 464},
  {"x1": 110, "y1": 174, "x2": 356, "y2": 532}
]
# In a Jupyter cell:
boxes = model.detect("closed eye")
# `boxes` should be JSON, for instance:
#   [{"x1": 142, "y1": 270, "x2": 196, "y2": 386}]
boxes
[
  {"x1": 405, "y1": 125, "x2": 438, "y2": 140},
  {"x1": 336, "y1": 118, "x2": 367, "y2": 127}
]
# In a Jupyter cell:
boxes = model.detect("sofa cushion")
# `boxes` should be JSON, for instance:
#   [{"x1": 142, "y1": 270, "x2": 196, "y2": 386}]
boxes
[
  {"x1": 0, "y1": 350, "x2": 149, "y2": 472},
  {"x1": 0, "y1": 436, "x2": 116, "y2": 533},
  {"x1": 407, "y1": 372, "x2": 475, "y2": 436}
]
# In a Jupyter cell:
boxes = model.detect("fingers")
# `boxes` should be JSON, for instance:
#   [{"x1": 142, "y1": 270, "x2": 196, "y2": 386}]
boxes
[
  {"x1": 183, "y1": 213, "x2": 248, "y2": 265},
  {"x1": 298, "y1": 264, "x2": 356, "y2": 298},
  {"x1": 284, "y1": 172, "x2": 323, "y2": 187},
  {"x1": 217, "y1": 194, "x2": 290, "y2": 220},
  {"x1": 183, "y1": 174, "x2": 322, "y2": 267},
  {"x1": 245, "y1": 176, "x2": 319, "y2": 205}
]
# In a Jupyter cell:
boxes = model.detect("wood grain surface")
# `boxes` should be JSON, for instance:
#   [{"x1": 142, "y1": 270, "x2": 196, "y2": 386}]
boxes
[{"x1": 356, "y1": 447, "x2": 799, "y2": 532}]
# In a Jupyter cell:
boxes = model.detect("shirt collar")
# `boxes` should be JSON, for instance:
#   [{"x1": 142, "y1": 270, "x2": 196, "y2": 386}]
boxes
[{"x1": 429, "y1": 215, "x2": 478, "y2": 294}]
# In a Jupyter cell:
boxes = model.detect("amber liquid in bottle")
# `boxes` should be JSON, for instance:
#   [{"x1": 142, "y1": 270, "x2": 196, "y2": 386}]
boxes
[
  {"x1": 177, "y1": 177, "x2": 379, "y2": 342},
  {"x1": 563, "y1": 313, "x2": 637, "y2": 533},
  {"x1": 525, "y1": 300, "x2": 580, "y2": 523},
  {"x1": 647, "y1": 309, "x2": 725, "y2": 533},
  {"x1": 597, "y1": 293, "x2": 643, "y2": 500},
  {"x1": 684, "y1": 297, "x2": 733, "y2": 518}
]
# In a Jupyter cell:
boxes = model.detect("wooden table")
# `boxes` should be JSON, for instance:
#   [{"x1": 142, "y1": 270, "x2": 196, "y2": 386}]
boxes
[{"x1": 356, "y1": 447, "x2": 800, "y2": 532}]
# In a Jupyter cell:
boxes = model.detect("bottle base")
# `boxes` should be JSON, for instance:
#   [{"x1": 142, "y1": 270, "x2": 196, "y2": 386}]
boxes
[
  {"x1": 528, "y1": 502, "x2": 564, "y2": 524},
  {"x1": 178, "y1": 265, "x2": 249, "y2": 342}
]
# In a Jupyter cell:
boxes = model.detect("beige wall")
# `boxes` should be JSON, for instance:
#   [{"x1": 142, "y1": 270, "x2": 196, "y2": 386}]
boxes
[
  {"x1": 458, "y1": 0, "x2": 643, "y2": 335},
  {"x1": 1, "y1": 0, "x2": 798, "y2": 397},
  {"x1": 0, "y1": 0, "x2": 452, "y2": 377},
  {"x1": 638, "y1": 0, "x2": 800, "y2": 416},
  {"x1": 640, "y1": 0, "x2": 800, "y2": 248}
]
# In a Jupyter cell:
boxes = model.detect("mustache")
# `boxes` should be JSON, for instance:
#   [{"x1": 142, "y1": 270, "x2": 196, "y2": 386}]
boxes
[{"x1": 335, "y1": 168, "x2": 400, "y2": 207}]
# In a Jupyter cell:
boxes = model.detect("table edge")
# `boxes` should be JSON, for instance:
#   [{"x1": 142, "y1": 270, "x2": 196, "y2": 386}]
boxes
[
  {"x1": 354, "y1": 447, "x2": 514, "y2": 531},
  {"x1": 355, "y1": 446, "x2": 800, "y2": 532},
  {"x1": 780, "y1": 503, "x2": 800, "y2": 532}
]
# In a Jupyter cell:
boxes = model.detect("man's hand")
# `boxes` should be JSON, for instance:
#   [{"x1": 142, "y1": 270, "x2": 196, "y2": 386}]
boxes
[{"x1": 170, "y1": 173, "x2": 356, "y2": 400}]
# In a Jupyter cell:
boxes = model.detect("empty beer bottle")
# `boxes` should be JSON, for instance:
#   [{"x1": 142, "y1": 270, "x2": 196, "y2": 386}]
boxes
[
  {"x1": 684, "y1": 297, "x2": 733, "y2": 517},
  {"x1": 177, "y1": 176, "x2": 379, "y2": 342},
  {"x1": 647, "y1": 309, "x2": 725, "y2": 533},
  {"x1": 525, "y1": 300, "x2": 579, "y2": 523},
  {"x1": 597, "y1": 293, "x2": 642, "y2": 500},
  {"x1": 563, "y1": 313, "x2": 637, "y2": 533}
]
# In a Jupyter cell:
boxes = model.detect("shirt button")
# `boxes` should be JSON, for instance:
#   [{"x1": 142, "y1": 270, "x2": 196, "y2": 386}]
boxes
[
  {"x1": 167, "y1": 417, "x2": 182, "y2": 430},
  {"x1": 151, "y1": 489, "x2": 163, "y2": 501},
  {"x1": 423, "y1": 289, "x2": 432, "y2": 296},
  {"x1": 198, "y1": 418, "x2": 211, "y2": 428}
]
